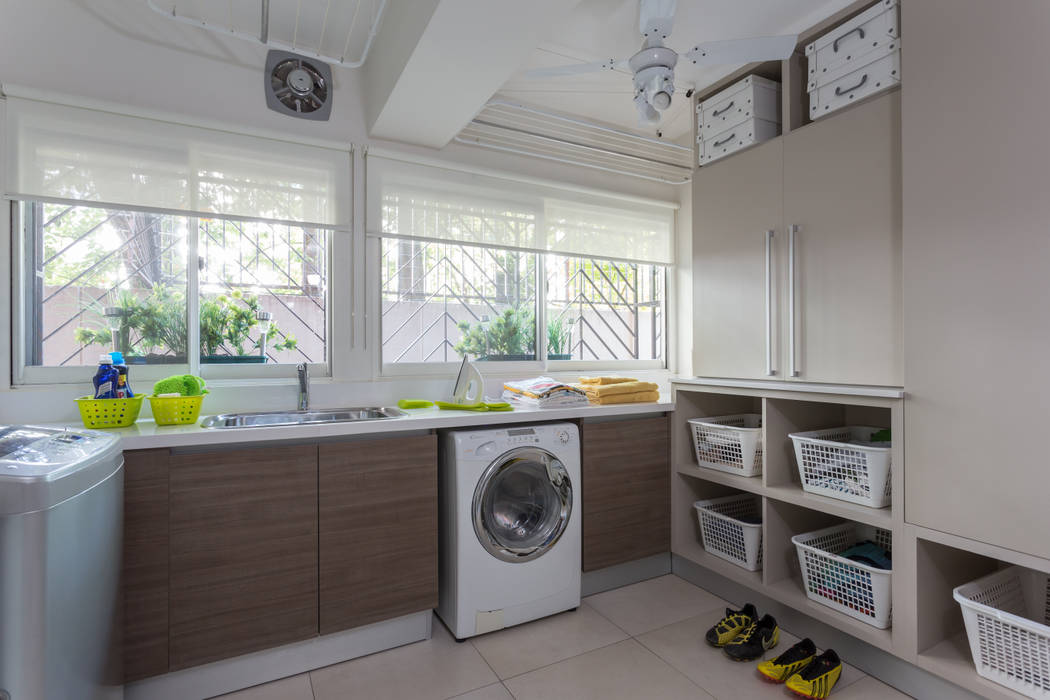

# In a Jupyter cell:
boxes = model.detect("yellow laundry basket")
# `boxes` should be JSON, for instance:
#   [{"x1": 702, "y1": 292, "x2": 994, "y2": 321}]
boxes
[
  {"x1": 75, "y1": 395, "x2": 145, "y2": 429},
  {"x1": 147, "y1": 392, "x2": 208, "y2": 426}
]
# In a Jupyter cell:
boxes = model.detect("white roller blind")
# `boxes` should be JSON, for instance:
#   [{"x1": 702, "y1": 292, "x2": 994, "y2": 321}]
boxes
[
  {"x1": 4, "y1": 95, "x2": 351, "y2": 229},
  {"x1": 366, "y1": 152, "x2": 675, "y2": 264}
]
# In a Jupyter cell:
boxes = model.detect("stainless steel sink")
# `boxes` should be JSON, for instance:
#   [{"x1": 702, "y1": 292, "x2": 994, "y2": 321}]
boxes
[{"x1": 199, "y1": 406, "x2": 407, "y2": 429}]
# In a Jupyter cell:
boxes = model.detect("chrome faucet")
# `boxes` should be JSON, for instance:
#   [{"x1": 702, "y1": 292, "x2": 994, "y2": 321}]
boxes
[{"x1": 297, "y1": 363, "x2": 309, "y2": 411}]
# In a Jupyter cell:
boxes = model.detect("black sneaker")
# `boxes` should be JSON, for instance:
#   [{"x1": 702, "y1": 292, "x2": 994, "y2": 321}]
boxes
[
  {"x1": 757, "y1": 637, "x2": 817, "y2": 683},
  {"x1": 723, "y1": 613, "x2": 780, "y2": 661},
  {"x1": 704, "y1": 603, "x2": 758, "y2": 647}
]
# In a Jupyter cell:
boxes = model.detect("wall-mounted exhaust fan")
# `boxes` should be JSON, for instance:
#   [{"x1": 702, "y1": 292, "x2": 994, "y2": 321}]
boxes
[{"x1": 265, "y1": 49, "x2": 332, "y2": 121}]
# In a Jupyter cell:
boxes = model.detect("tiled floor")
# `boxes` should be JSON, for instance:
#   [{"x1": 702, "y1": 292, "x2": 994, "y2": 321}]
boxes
[{"x1": 216, "y1": 575, "x2": 913, "y2": 700}]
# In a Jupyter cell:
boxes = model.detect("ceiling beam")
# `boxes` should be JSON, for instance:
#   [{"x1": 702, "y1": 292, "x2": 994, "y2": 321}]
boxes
[{"x1": 363, "y1": 0, "x2": 582, "y2": 148}]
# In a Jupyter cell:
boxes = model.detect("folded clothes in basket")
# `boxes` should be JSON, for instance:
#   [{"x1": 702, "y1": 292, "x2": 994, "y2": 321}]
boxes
[{"x1": 840, "y1": 541, "x2": 891, "y2": 570}]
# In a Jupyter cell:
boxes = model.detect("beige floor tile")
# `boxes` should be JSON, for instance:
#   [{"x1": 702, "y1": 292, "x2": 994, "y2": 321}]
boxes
[
  {"x1": 447, "y1": 683, "x2": 515, "y2": 699},
  {"x1": 832, "y1": 675, "x2": 913, "y2": 699},
  {"x1": 310, "y1": 616, "x2": 498, "y2": 700},
  {"x1": 584, "y1": 574, "x2": 729, "y2": 636},
  {"x1": 504, "y1": 638, "x2": 713, "y2": 700},
  {"x1": 211, "y1": 673, "x2": 313, "y2": 700},
  {"x1": 470, "y1": 602, "x2": 629, "y2": 679}
]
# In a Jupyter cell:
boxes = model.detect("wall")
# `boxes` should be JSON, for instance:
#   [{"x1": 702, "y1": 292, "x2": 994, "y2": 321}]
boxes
[{"x1": 0, "y1": 0, "x2": 685, "y2": 423}]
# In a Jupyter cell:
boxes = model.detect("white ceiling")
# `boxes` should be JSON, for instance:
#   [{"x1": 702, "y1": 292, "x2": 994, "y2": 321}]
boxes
[{"x1": 498, "y1": 0, "x2": 857, "y2": 141}]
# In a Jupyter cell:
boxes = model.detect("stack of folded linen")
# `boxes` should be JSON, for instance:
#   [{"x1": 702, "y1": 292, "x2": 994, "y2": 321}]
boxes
[
  {"x1": 502, "y1": 377, "x2": 589, "y2": 408},
  {"x1": 577, "y1": 376, "x2": 660, "y2": 405}
]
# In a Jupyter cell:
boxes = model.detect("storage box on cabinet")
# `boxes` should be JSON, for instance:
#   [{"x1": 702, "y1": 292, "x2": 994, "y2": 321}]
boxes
[
  {"x1": 699, "y1": 118, "x2": 781, "y2": 166},
  {"x1": 806, "y1": 0, "x2": 901, "y2": 119},
  {"x1": 698, "y1": 75, "x2": 781, "y2": 139}
]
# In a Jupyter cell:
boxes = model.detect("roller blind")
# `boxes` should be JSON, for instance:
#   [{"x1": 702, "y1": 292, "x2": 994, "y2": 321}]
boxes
[
  {"x1": 4, "y1": 95, "x2": 351, "y2": 229},
  {"x1": 366, "y1": 152, "x2": 676, "y2": 264}
]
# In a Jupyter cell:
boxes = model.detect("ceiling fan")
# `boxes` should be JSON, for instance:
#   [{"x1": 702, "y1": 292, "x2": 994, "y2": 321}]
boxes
[{"x1": 522, "y1": 0, "x2": 798, "y2": 125}]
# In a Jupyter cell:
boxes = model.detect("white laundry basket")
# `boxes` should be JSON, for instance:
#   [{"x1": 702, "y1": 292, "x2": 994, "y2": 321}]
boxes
[
  {"x1": 792, "y1": 522, "x2": 893, "y2": 628},
  {"x1": 688, "y1": 414, "x2": 763, "y2": 477},
  {"x1": 954, "y1": 566, "x2": 1050, "y2": 698},
  {"x1": 693, "y1": 494, "x2": 763, "y2": 571},
  {"x1": 789, "y1": 426, "x2": 892, "y2": 508}
]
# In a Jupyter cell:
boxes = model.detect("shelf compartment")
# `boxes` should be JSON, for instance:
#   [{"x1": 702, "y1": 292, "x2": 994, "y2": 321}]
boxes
[
  {"x1": 676, "y1": 461, "x2": 766, "y2": 496},
  {"x1": 764, "y1": 483, "x2": 891, "y2": 528}
]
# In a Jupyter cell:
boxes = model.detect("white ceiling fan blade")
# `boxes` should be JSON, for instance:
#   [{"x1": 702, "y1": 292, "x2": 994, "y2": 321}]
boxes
[
  {"x1": 684, "y1": 34, "x2": 798, "y2": 66},
  {"x1": 639, "y1": 0, "x2": 677, "y2": 39},
  {"x1": 522, "y1": 59, "x2": 628, "y2": 79}
]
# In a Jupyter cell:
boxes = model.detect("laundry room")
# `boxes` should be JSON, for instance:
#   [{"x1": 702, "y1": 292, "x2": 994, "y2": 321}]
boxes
[{"x1": 0, "y1": 1, "x2": 1044, "y2": 699}]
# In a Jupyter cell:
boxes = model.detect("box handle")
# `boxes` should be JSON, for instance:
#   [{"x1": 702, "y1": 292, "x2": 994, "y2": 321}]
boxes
[
  {"x1": 712, "y1": 101, "x2": 735, "y2": 118},
  {"x1": 833, "y1": 26, "x2": 866, "y2": 52},
  {"x1": 834, "y1": 73, "x2": 868, "y2": 96},
  {"x1": 713, "y1": 133, "x2": 736, "y2": 148}
]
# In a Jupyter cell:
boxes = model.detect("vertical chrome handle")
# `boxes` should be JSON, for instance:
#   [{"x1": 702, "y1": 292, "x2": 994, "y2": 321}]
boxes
[
  {"x1": 765, "y1": 230, "x2": 776, "y2": 376},
  {"x1": 789, "y1": 225, "x2": 800, "y2": 377}
]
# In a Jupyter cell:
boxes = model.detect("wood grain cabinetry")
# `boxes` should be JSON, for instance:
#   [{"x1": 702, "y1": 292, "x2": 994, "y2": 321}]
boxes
[
  {"x1": 122, "y1": 449, "x2": 170, "y2": 682},
  {"x1": 168, "y1": 444, "x2": 319, "y2": 669},
  {"x1": 318, "y1": 434, "x2": 438, "y2": 634},
  {"x1": 582, "y1": 417, "x2": 670, "y2": 572}
]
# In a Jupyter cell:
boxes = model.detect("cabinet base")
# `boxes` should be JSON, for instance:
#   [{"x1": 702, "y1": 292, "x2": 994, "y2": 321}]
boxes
[{"x1": 124, "y1": 611, "x2": 432, "y2": 700}]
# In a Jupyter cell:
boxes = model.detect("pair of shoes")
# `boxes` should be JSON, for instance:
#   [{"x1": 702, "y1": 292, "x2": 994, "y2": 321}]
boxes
[
  {"x1": 704, "y1": 604, "x2": 780, "y2": 661},
  {"x1": 757, "y1": 638, "x2": 843, "y2": 698}
]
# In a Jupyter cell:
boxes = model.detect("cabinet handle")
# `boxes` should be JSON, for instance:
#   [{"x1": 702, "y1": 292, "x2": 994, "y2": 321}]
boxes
[
  {"x1": 832, "y1": 26, "x2": 866, "y2": 52},
  {"x1": 713, "y1": 133, "x2": 736, "y2": 148},
  {"x1": 834, "y1": 73, "x2": 868, "y2": 96},
  {"x1": 765, "y1": 230, "x2": 776, "y2": 377},
  {"x1": 712, "y1": 101, "x2": 734, "y2": 118},
  {"x1": 789, "y1": 224, "x2": 800, "y2": 377}
]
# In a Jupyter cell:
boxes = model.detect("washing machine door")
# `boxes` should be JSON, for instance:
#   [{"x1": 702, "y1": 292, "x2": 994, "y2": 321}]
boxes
[{"x1": 472, "y1": 446, "x2": 572, "y2": 563}]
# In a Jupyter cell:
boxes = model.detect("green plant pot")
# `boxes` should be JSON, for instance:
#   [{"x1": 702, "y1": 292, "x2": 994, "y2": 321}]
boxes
[
  {"x1": 478, "y1": 354, "x2": 536, "y2": 361},
  {"x1": 547, "y1": 353, "x2": 572, "y2": 360},
  {"x1": 201, "y1": 355, "x2": 267, "y2": 364}
]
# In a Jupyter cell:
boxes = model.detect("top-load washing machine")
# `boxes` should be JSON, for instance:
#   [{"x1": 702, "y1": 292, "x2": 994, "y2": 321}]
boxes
[{"x1": 438, "y1": 423, "x2": 581, "y2": 640}]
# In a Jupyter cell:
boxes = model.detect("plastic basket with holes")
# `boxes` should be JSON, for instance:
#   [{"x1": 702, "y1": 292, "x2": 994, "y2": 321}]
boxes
[
  {"x1": 954, "y1": 566, "x2": 1050, "y2": 699},
  {"x1": 693, "y1": 494, "x2": 763, "y2": 571},
  {"x1": 789, "y1": 426, "x2": 891, "y2": 508},
  {"x1": 688, "y1": 414, "x2": 762, "y2": 477},
  {"x1": 75, "y1": 395, "x2": 145, "y2": 429},
  {"x1": 147, "y1": 391, "x2": 208, "y2": 426},
  {"x1": 792, "y1": 522, "x2": 893, "y2": 628}
]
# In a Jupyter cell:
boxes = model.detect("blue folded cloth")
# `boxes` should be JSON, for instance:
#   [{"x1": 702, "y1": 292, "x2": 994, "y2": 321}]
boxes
[{"x1": 840, "y1": 540, "x2": 891, "y2": 570}]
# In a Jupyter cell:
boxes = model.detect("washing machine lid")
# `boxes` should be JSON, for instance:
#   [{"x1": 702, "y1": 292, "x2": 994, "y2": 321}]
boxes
[
  {"x1": 0, "y1": 426, "x2": 123, "y2": 515},
  {"x1": 473, "y1": 446, "x2": 573, "y2": 563}
]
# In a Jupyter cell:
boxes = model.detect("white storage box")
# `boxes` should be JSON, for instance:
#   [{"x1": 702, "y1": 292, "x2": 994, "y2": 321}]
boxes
[
  {"x1": 789, "y1": 426, "x2": 892, "y2": 508},
  {"x1": 697, "y1": 75, "x2": 781, "y2": 140},
  {"x1": 792, "y1": 523, "x2": 893, "y2": 628},
  {"x1": 699, "y1": 118, "x2": 780, "y2": 166},
  {"x1": 806, "y1": 0, "x2": 899, "y2": 88},
  {"x1": 808, "y1": 46, "x2": 900, "y2": 119},
  {"x1": 693, "y1": 494, "x2": 763, "y2": 571},
  {"x1": 954, "y1": 566, "x2": 1050, "y2": 699},
  {"x1": 688, "y1": 414, "x2": 763, "y2": 477}
]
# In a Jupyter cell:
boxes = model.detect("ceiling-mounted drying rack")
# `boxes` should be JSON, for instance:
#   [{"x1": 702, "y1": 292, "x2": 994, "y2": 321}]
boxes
[
  {"x1": 144, "y1": 0, "x2": 388, "y2": 67},
  {"x1": 455, "y1": 100, "x2": 694, "y2": 185}
]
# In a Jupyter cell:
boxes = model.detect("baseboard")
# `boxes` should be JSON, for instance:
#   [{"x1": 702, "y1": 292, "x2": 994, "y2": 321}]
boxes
[
  {"x1": 581, "y1": 552, "x2": 671, "y2": 596},
  {"x1": 125, "y1": 611, "x2": 432, "y2": 700},
  {"x1": 672, "y1": 555, "x2": 979, "y2": 700}
]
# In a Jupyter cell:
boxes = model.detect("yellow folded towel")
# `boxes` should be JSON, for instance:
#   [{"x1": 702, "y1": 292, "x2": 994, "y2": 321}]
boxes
[
  {"x1": 578, "y1": 376, "x2": 636, "y2": 385},
  {"x1": 590, "y1": 391, "x2": 660, "y2": 405},
  {"x1": 580, "y1": 381, "x2": 659, "y2": 398}
]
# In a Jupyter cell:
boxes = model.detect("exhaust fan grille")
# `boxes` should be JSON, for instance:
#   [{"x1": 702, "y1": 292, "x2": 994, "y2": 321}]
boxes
[{"x1": 266, "y1": 50, "x2": 332, "y2": 120}]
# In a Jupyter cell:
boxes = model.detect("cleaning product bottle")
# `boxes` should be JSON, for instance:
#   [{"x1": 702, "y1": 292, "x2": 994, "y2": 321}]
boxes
[
  {"x1": 92, "y1": 354, "x2": 118, "y2": 399},
  {"x1": 109, "y1": 351, "x2": 133, "y2": 398}
]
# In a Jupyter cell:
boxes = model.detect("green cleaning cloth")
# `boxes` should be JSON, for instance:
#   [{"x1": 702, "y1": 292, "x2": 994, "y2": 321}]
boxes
[
  {"x1": 397, "y1": 399, "x2": 435, "y2": 409},
  {"x1": 153, "y1": 374, "x2": 206, "y2": 397},
  {"x1": 435, "y1": 400, "x2": 513, "y2": 412}
]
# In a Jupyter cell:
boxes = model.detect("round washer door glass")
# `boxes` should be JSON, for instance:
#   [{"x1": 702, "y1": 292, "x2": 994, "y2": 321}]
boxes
[{"x1": 473, "y1": 447, "x2": 572, "y2": 563}]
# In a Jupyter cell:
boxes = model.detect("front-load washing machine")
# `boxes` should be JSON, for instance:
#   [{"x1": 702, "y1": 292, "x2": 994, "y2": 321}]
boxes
[{"x1": 438, "y1": 423, "x2": 581, "y2": 640}]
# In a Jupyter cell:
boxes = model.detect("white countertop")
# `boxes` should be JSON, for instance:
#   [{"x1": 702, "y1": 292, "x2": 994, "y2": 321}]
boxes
[{"x1": 46, "y1": 397, "x2": 674, "y2": 451}]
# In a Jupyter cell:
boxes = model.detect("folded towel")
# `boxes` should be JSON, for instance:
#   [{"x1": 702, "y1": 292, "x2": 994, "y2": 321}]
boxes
[
  {"x1": 397, "y1": 399, "x2": 435, "y2": 409},
  {"x1": 589, "y1": 391, "x2": 660, "y2": 405},
  {"x1": 578, "y1": 376, "x2": 636, "y2": 385},
  {"x1": 435, "y1": 400, "x2": 513, "y2": 412},
  {"x1": 580, "y1": 381, "x2": 659, "y2": 398}
]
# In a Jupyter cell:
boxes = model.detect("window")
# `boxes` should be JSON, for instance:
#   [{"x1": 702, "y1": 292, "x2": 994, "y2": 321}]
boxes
[{"x1": 368, "y1": 151, "x2": 675, "y2": 370}]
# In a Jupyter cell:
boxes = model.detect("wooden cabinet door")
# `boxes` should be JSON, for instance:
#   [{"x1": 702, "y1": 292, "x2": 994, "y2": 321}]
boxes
[
  {"x1": 582, "y1": 416, "x2": 670, "y2": 572},
  {"x1": 782, "y1": 91, "x2": 903, "y2": 386},
  {"x1": 693, "y1": 138, "x2": 784, "y2": 380},
  {"x1": 168, "y1": 445, "x2": 318, "y2": 669},
  {"x1": 123, "y1": 449, "x2": 169, "y2": 682},
  {"x1": 318, "y1": 434, "x2": 438, "y2": 635}
]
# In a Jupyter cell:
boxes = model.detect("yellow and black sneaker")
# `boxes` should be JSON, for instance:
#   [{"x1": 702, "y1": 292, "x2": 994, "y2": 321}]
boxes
[
  {"x1": 704, "y1": 603, "x2": 757, "y2": 647},
  {"x1": 757, "y1": 637, "x2": 817, "y2": 683},
  {"x1": 785, "y1": 649, "x2": 843, "y2": 699},
  {"x1": 723, "y1": 613, "x2": 779, "y2": 661}
]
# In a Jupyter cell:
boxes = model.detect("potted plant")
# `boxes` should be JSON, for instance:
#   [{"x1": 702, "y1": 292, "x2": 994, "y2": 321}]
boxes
[
  {"x1": 546, "y1": 314, "x2": 574, "y2": 360},
  {"x1": 454, "y1": 307, "x2": 536, "y2": 361},
  {"x1": 198, "y1": 290, "x2": 297, "y2": 363}
]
